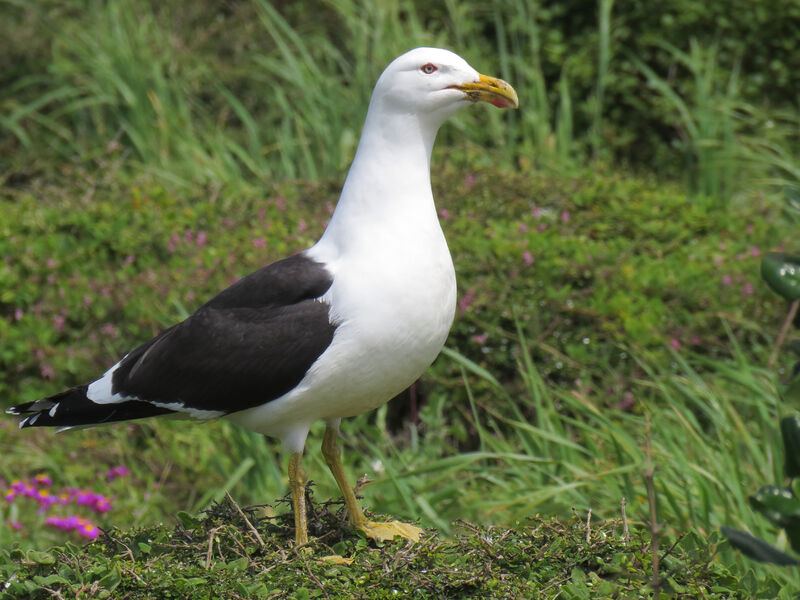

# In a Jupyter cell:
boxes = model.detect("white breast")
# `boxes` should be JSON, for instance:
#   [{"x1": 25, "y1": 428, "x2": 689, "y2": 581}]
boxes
[{"x1": 225, "y1": 219, "x2": 456, "y2": 451}]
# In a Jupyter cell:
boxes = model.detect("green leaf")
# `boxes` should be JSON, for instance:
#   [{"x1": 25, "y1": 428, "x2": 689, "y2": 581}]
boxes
[
  {"x1": 26, "y1": 550, "x2": 55, "y2": 565},
  {"x1": 137, "y1": 542, "x2": 152, "y2": 554},
  {"x1": 176, "y1": 510, "x2": 203, "y2": 529},
  {"x1": 785, "y1": 520, "x2": 800, "y2": 554},
  {"x1": 749, "y1": 485, "x2": 800, "y2": 526},
  {"x1": 97, "y1": 565, "x2": 121, "y2": 591},
  {"x1": 761, "y1": 253, "x2": 800, "y2": 301},
  {"x1": 722, "y1": 527, "x2": 800, "y2": 566},
  {"x1": 32, "y1": 574, "x2": 68, "y2": 586},
  {"x1": 781, "y1": 416, "x2": 800, "y2": 479}
]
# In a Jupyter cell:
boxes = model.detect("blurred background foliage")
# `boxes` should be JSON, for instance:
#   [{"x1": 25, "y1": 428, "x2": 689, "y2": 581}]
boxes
[
  {"x1": 2, "y1": 0, "x2": 799, "y2": 194},
  {"x1": 2, "y1": 0, "x2": 800, "y2": 594}
]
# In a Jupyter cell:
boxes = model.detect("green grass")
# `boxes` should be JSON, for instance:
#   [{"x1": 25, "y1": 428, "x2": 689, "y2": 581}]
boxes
[
  {"x1": 1, "y1": 497, "x2": 748, "y2": 599},
  {"x1": 2, "y1": 0, "x2": 799, "y2": 196},
  {"x1": 2, "y1": 0, "x2": 800, "y2": 594},
  {"x1": 1, "y1": 166, "x2": 798, "y2": 593}
]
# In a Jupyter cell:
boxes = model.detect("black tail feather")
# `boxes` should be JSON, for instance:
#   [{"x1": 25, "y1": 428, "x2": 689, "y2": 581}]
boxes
[{"x1": 7, "y1": 386, "x2": 173, "y2": 429}]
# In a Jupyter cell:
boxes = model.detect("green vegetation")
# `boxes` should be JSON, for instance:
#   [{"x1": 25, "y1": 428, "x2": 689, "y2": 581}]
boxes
[
  {"x1": 2, "y1": 0, "x2": 800, "y2": 597},
  {"x1": 0, "y1": 496, "x2": 749, "y2": 599}
]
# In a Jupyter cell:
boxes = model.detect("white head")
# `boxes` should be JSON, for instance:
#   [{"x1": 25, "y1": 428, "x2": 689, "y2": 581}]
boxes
[{"x1": 369, "y1": 47, "x2": 518, "y2": 126}]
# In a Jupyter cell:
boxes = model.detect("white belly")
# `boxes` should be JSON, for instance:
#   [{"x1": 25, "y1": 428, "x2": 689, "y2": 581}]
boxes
[{"x1": 225, "y1": 230, "x2": 456, "y2": 451}]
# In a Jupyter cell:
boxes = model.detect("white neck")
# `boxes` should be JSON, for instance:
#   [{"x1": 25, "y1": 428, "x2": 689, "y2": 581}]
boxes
[{"x1": 314, "y1": 98, "x2": 449, "y2": 258}]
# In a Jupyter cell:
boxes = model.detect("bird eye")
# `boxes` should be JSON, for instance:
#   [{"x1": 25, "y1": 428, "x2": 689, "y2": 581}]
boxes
[{"x1": 421, "y1": 63, "x2": 438, "y2": 74}]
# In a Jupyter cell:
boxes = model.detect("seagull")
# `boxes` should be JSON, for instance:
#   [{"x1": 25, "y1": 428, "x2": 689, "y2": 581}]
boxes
[{"x1": 7, "y1": 47, "x2": 518, "y2": 547}]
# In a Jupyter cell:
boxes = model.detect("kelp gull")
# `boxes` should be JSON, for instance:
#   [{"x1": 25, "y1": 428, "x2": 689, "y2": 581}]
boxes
[{"x1": 8, "y1": 47, "x2": 519, "y2": 547}]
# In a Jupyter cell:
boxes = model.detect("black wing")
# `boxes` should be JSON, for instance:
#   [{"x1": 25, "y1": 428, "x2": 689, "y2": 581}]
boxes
[
  {"x1": 10, "y1": 253, "x2": 337, "y2": 427},
  {"x1": 112, "y1": 252, "x2": 336, "y2": 413}
]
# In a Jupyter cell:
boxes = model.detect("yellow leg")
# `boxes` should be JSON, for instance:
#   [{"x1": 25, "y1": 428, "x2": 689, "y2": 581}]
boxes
[
  {"x1": 288, "y1": 451, "x2": 308, "y2": 547},
  {"x1": 321, "y1": 423, "x2": 423, "y2": 543}
]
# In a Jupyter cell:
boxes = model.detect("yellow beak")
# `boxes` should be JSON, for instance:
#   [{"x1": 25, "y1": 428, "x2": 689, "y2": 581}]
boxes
[{"x1": 450, "y1": 73, "x2": 519, "y2": 109}]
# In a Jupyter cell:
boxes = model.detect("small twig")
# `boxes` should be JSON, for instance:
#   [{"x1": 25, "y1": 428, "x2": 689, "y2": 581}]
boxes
[
  {"x1": 226, "y1": 491, "x2": 265, "y2": 548},
  {"x1": 645, "y1": 413, "x2": 661, "y2": 599},
  {"x1": 354, "y1": 473, "x2": 371, "y2": 497},
  {"x1": 205, "y1": 526, "x2": 222, "y2": 569},
  {"x1": 297, "y1": 550, "x2": 331, "y2": 600},
  {"x1": 768, "y1": 299, "x2": 800, "y2": 369},
  {"x1": 621, "y1": 497, "x2": 631, "y2": 543},
  {"x1": 585, "y1": 508, "x2": 592, "y2": 543}
]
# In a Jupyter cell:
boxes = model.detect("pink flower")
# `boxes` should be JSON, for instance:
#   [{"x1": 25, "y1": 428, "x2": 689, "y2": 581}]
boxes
[
  {"x1": 471, "y1": 332, "x2": 489, "y2": 345},
  {"x1": 531, "y1": 205, "x2": 542, "y2": 218},
  {"x1": 561, "y1": 210, "x2": 570, "y2": 224},
  {"x1": 523, "y1": 250, "x2": 534, "y2": 266},
  {"x1": 669, "y1": 338, "x2": 681, "y2": 351},
  {"x1": 13, "y1": 308, "x2": 23, "y2": 321},
  {"x1": 750, "y1": 246, "x2": 760, "y2": 258},
  {"x1": 121, "y1": 255, "x2": 135, "y2": 268},
  {"x1": 183, "y1": 230, "x2": 194, "y2": 243},
  {"x1": 742, "y1": 281, "x2": 754, "y2": 297},
  {"x1": 106, "y1": 466, "x2": 131, "y2": 482},
  {"x1": 297, "y1": 220, "x2": 308, "y2": 234},
  {"x1": 196, "y1": 231, "x2": 207, "y2": 248},
  {"x1": 464, "y1": 173, "x2": 475, "y2": 188},
  {"x1": 34, "y1": 474, "x2": 52, "y2": 486},
  {"x1": 41, "y1": 364, "x2": 56, "y2": 380},
  {"x1": 167, "y1": 233, "x2": 179, "y2": 253},
  {"x1": 438, "y1": 208, "x2": 451, "y2": 220},
  {"x1": 275, "y1": 196, "x2": 286, "y2": 211},
  {"x1": 721, "y1": 274, "x2": 733, "y2": 286},
  {"x1": 458, "y1": 290, "x2": 476, "y2": 312},
  {"x1": 253, "y1": 237, "x2": 267, "y2": 249},
  {"x1": 518, "y1": 223, "x2": 529, "y2": 233},
  {"x1": 53, "y1": 314, "x2": 65, "y2": 332},
  {"x1": 9, "y1": 520, "x2": 23, "y2": 531}
]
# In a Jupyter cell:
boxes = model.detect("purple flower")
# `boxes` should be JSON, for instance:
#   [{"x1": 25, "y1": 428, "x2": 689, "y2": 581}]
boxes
[
  {"x1": 53, "y1": 314, "x2": 65, "y2": 332},
  {"x1": 523, "y1": 250, "x2": 534, "y2": 266},
  {"x1": 167, "y1": 233, "x2": 179, "y2": 253},
  {"x1": 458, "y1": 290, "x2": 476, "y2": 312},
  {"x1": 561, "y1": 210, "x2": 570, "y2": 224},
  {"x1": 196, "y1": 231, "x2": 207, "y2": 248},
  {"x1": 13, "y1": 308, "x2": 23, "y2": 321},
  {"x1": 106, "y1": 466, "x2": 131, "y2": 483}
]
